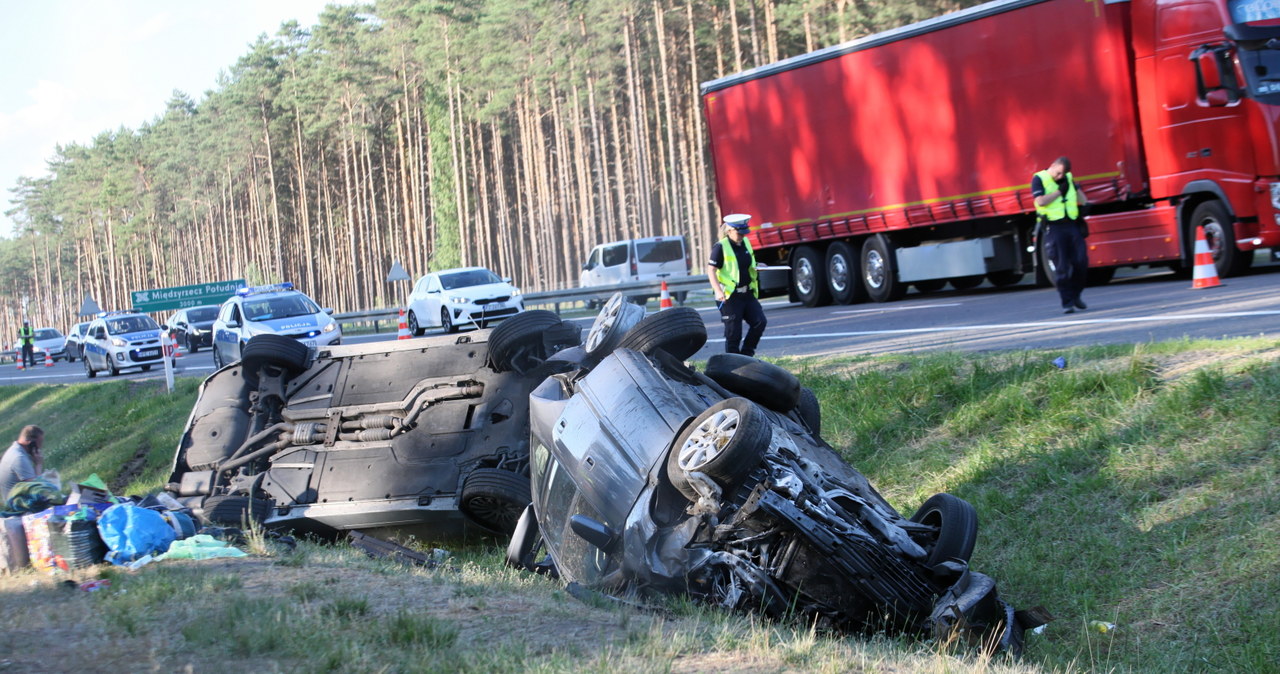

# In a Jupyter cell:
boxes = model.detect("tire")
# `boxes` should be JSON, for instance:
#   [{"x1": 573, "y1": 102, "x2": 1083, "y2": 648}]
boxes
[
  {"x1": 912, "y1": 279, "x2": 946, "y2": 293},
  {"x1": 791, "y1": 245, "x2": 830, "y2": 307},
  {"x1": 949, "y1": 275, "x2": 984, "y2": 290},
  {"x1": 861, "y1": 235, "x2": 905, "y2": 302},
  {"x1": 66, "y1": 349, "x2": 75, "y2": 363},
  {"x1": 1086, "y1": 267, "x2": 1116, "y2": 286},
  {"x1": 108, "y1": 359, "x2": 119, "y2": 377},
  {"x1": 987, "y1": 270, "x2": 1024, "y2": 287},
  {"x1": 666, "y1": 398, "x2": 771, "y2": 501},
  {"x1": 186, "y1": 335, "x2": 199, "y2": 354},
  {"x1": 910, "y1": 493, "x2": 979, "y2": 567},
  {"x1": 1037, "y1": 238, "x2": 1060, "y2": 287},
  {"x1": 84, "y1": 356, "x2": 96, "y2": 379},
  {"x1": 585, "y1": 293, "x2": 645, "y2": 359},
  {"x1": 213, "y1": 346, "x2": 224, "y2": 369},
  {"x1": 408, "y1": 310, "x2": 425, "y2": 337},
  {"x1": 441, "y1": 308, "x2": 457, "y2": 333},
  {"x1": 705, "y1": 353, "x2": 801, "y2": 412},
  {"x1": 458, "y1": 468, "x2": 531, "y2": 534},
  {"x1": 826, "y1": 241, "x2": 865, "y2": 305},
  {"x1": 201, "y1": 494, "x2": 270, "y2": 526},
  {"x1": 489, "y1": 310, "x2": 563, "y2": 372},
  {"x1": 796, "y1": 386, "x2": 821, "y2": 436},
  {"x1": 241, "y1": 334, "x2": 309, "y2": 380},
  {"x1": 615, "y1": 307, "x2": 707, "y2": 361},
  {"x1": 1190, "y1": 200, "x2": 1251, "y2": 277}
]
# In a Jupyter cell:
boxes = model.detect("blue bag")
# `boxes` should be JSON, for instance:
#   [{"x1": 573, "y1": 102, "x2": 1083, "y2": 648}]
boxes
[{"x1": 97, "y1": 503, "x2": 176, "y2": 565}]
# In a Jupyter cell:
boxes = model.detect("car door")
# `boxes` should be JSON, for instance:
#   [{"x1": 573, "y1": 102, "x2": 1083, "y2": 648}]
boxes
[
  {"x1": 86, "y1": 323, "x2": 107, "y2": 370},
  {"x1": 214, "y1": 303, "x2": 240, "y2": 364},
  {"x1": 425, "y1": 275, "x2": 444, "y2": 326}
]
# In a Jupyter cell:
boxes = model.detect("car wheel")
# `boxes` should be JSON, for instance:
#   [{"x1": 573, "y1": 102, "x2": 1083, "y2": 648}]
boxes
[
  {"x1": 910, "y1": 493, "x2": 979, "y2": 567},
  {"x1": 584, "y1": 292, "x2": 646, "y2": 361},
  {"x1": 408, "y1": 310, "x2": 425, "y2": 337},
  {"x1": 826, "y1": 241, "x2": 865, "y2": 305},
  {"x1": 241, "y1": 334, "x2": 309, "y2": 381},
  {"x1": 705, "y1": 353, "x2": 801, "y2": 412},
  {"x1": 862, "y1": 235, "x2": 905, "y2": 302},
  {"x1": 186, "y1": 335, "x2": 199, "y2": 354},
  {"x1": 84, "y1": 356, "x2": 96, "y2": 379},
  {"x1": 506, "y1": 504, "x2": 544, "y2": 570},
  {"x1": 791, "y1": 245, "x2": 830, "y2": 307},
  {"x1": 795, "y1": 386, "x2": 821, "y2": 436},
  {"x1": 200, "y1": 494, "x2": 270, "y2": 526},
  {"x1": 666, "y1": 397, "x2": 771, "y2": 501},
  {"x1": 949, "y1": 275, "x2": 984, "y2": 291},
  {"x1": 213, "y1": 346, "x2": 223, "y2": 369},
  {"x1": 441, "y1": 308, "x2": 457, "y2": 334},
  {"x1": 66, "y1": 350, "x2": 75, "y2": 363},
  {"x1": 489, "y1": 310, "x2": 563, "y2": 372},
  {"x1": 459, "y1": 468, "x2": 531, "y2": 534},
  {"x1": 987, "y1": 270, "x2": 1024, "y2": 287},
  {"x1": 108, "y1": 359, "x2": 119, "y2": 377},
  {"x1": 1191, "y1": 200, "x2": 1251, "y2": 277},
  {"x1": 615, "y1": 307, "x2": 707, "y2": 361}
]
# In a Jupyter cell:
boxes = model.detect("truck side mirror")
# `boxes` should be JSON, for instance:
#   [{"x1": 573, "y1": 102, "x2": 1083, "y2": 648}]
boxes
[{"x1": 1191, "y1": 43, "x2": 1241, "y2": 107}]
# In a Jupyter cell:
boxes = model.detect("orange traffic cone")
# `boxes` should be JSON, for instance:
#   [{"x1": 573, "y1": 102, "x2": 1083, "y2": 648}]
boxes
[
  {"x1": 397, "y1": 309, "x2": 411, "y2": 339},
  {"x1": 1191, "y1": 225, "x2": 1223, "y2": 289},
  {"x1": 43, "y1": 351, "x2": 53, "y2": 367},
  {"x1": 169, "y1": 332, "x2": 182, "y2": 359},
  {"x1": 658, "y1": 280, "x2": 674, "y2": 311},
  {"x1": 16, "y1": 354, "x2": 24, "y2": 371}
]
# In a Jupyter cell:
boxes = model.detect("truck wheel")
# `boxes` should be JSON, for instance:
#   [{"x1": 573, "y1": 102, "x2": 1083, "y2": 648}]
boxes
[
  {"x1": 825, "y1": 242, "x2": 864, "y2": 305},
  {"x1": 1190, "y1": 200, "x2": 1251, "y2": 277},
  {"x1": 861, "y1": 235, "x2": 905, "y2": 302},
  {"x1": 666, "y1": 398, "x2": 770, "y2": 501},
  {"x1": 987, "y1": 270, "x2": 1024, "y2": 287},
  {"x1": 949, "y1": 275, "x2": 983, "y2": 290},
  {"x1": 615, "y1": 307, "x2": 707, "y2": 361},
  {"x1": 791, "y1": 245, "x2": 831, "y2": 307}
]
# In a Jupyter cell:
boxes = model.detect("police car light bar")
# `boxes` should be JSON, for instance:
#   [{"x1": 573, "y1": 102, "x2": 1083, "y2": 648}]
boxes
[{"x1": 236, "y1": 282, "x2": 295, "y2": 297}]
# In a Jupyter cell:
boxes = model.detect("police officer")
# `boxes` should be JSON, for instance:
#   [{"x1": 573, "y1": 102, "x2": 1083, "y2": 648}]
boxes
[
  {"x1": 707, "y1": 213, "x2": 767, "y2": 356},
  {"x1": 1032, "y1": 156, "x2": 1090, "y2": 314},
  {"x1": 17, "y1": 321, "x2": 35, "y2": 369}
]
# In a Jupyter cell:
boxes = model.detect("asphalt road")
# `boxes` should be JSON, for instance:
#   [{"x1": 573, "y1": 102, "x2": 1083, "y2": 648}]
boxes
[{"x1": 4, "y1": 259, "x2": 1276, "y2": 386}]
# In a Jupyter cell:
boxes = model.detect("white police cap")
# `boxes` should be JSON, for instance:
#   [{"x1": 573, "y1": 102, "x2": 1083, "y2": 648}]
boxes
[{"x1": 723, "y1": 213, "x2": 751, "y2": 230}]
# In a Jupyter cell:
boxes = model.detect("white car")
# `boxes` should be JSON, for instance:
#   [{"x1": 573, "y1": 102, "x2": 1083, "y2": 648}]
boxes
[
  {"x1": 82, "y1": 313, "x2": 165, "y2": 377},
  {"x1": 31, "y1": 327, "x2": 67, "y2": 362},
  {"x1": 406, "y1": 267, "x2": 524, "y2": 335},
  {"x1": 211, "y1": 283, "x2": 341, "y2": 368}
]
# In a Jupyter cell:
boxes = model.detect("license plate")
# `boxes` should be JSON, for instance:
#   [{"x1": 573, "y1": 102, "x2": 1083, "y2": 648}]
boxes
[
  {"x1": 483, "y1": 302, "x2": 502, "y2": 312},
  {"x1": 138, "y1": 348, "x2": 160, "y2": 358},
  {"x1": 303, "y1": 339, "x2": 317, "y2": 349}
]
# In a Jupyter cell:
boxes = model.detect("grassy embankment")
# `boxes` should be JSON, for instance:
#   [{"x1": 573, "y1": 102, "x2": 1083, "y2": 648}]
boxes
[{"x1": 0, "y1": 337, "x2": 1277, "y2": 672}]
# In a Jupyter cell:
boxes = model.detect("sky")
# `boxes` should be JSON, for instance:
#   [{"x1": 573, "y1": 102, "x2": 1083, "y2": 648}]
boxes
[{"x1": 0, "y1": 0, "x2": 343, "y2": 236}]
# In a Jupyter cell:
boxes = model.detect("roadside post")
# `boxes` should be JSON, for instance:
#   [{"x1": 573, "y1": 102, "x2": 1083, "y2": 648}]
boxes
[
  {"x1": 161, "y1": 331, "x2": 175, "y2": 393},
  {"x1": 386, "y1": 262, "x2": 412, "y2": 334}
]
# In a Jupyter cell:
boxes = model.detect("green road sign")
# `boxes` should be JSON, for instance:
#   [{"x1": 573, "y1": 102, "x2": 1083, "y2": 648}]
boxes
[{"x1": 131, "y1": 279, "x2": 245, "y2": 313}]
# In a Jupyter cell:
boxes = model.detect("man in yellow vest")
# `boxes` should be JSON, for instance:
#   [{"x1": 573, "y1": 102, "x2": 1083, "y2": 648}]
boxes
[
  {"x1": 707, "y1": 213, "x2": 767, "y2": 356},
  {"x1": 17, "y1": 321, "x2": 36, "y2": 369},
  {"x1": 1032, "y1": 156, "x2": 1090, "y2": 314}
]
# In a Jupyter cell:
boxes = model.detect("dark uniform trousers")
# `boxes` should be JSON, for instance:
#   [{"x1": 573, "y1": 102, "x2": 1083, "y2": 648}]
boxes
[
  {"x1": 720, "y1": 289, "x2": 767, "y2": 357},
  {"x1": 1045, "y1": 218, "x2": 1089, "y2": 308}
]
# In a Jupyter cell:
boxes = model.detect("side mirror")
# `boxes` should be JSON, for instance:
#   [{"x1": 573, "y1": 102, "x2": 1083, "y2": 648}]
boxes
[
  {"x1": 502, "y1": 277, "x2": 512, "y2": 283},
  {"x1": 569, "y1": 514, "x2": 618, "y2": 552},
  {"x1": 322, "y1": 307, "x2": 334, "y2": 315},
  {"x1": 225, "y1": 319, "x2": 240, "y2": 328},
  {"x1": 1205, "y1": 89, "x2": 1231, "y2": 106},
  {"x1": 159, "y1": 324, "x2": 168, "y2": 331},
  {"x1": 1191, "y1": 43, "x2": 1242, "y2": 106}
]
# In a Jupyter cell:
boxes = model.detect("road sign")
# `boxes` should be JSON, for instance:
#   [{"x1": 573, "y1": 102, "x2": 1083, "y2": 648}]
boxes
[
  {"x1": 78, "y1": 295, "x2": 102, "y2": 316},
  {"x1": 386, "y1": 261, "x2": 411, "y2": 282},
  {"x1": 131, "y1": 280, "x2": 245, "y2": 313}
]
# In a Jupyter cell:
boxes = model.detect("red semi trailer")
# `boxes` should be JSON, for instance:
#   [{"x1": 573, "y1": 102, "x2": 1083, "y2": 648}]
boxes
[{"x1": 701, "y1": 0, "x2": 1280, "y2": 305}]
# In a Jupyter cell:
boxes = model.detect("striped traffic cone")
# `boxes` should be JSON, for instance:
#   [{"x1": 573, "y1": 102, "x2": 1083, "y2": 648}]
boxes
[
  {"x1": 658, "y1": 280, "x2": 673, "y2": 311},
  {"x1": 16, "y1": 354, "x2": 24, "y2": 371},
  {"x1": 1191, "y1": 225, "x2": 1223, "y2": 289},
  {"x1": 397, "y1": 309, "x2": 411, "y2": 339},
  {"x1": 43, "y1": 351, "x2": 53, "y2": 367}
]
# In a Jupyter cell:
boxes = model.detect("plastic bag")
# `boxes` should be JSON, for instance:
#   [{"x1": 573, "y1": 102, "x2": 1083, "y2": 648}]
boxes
[{"x1": 97, "y1": 503, "x2": 176, "y2": 566}]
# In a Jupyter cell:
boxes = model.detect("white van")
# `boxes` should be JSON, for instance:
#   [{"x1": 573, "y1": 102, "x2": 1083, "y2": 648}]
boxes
[{"x1": 580, "y1": 235, "x2": 690, "y2": 303}]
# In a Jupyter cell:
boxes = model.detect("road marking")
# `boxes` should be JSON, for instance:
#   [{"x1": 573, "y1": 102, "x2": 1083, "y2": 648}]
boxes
[
  {"x1": 707, "y1": 309, "x2": 1280, "y2": 342},
  {"x1": 832, "y1": 303, "x2": 962, "y2": 315}
]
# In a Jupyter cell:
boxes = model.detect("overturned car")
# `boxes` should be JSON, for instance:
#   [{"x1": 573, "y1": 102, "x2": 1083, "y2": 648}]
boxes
[
  {"x1": 509, "y1": 300, "x2": 1041, "y2": 652},
  {"x1": 165, "y1": 310, "x2": 581, "y2": 538}
]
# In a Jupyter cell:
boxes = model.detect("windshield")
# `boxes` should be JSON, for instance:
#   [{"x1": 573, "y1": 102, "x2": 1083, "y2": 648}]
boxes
[
  {"x1": 1230, "y1": 0, "x2": 1280, "y2": 23},
  {"x1": 1237, "y1": 42, "x2": 1280, "y2": 97},
  {"x1": 188, "y1": 306, "x2": 219, "y2": 322},
  {"x1": 533, "y1": 445, "x2": 618, "y2": 585},
  {"x1": 34, "y1": 329, "x2": 61, "y2": 340},
  {"x1": 440, "y1": 269, "x2": 502, "y2": 290},
  {"x1": 107, "y1": 316, "x2": 159, "y2": 334},
  {"x1": 243, "y1": 294, "x2": 320, "y2": 321},
  {"x1": 636, "y1": 239, "x2": 685, "y2": 264}
]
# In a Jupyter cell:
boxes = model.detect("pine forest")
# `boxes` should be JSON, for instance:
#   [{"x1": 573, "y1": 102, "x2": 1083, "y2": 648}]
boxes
[{"x1": 2, "y1": 0, "x2": 977, "y2": 338}]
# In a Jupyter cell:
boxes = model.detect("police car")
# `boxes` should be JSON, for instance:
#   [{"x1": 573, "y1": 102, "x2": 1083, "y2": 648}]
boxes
[
  {"x1": 82, "y1": 311, "x2": 166, "y2": 377},
  {"x1": 211, "y1": 283, "x2": 341, "y2": 368}
]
